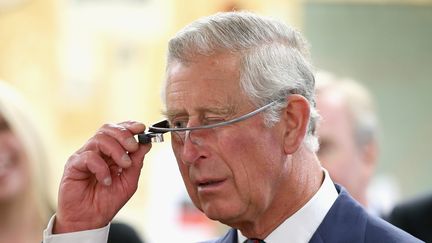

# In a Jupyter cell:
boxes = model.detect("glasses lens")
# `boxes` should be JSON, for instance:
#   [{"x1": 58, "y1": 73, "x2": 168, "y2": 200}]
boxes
[
  {"x1": 151, "y1": 99, "x2": 281, "y2": 144},
  {"x1": 171, "y1": 131, "x2": 186, "y2": 144}
]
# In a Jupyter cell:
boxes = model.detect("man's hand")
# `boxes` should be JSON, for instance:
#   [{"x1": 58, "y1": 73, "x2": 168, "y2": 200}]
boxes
[{"x1": 53, "y1": 121, "x2": 151, "y2": 233}]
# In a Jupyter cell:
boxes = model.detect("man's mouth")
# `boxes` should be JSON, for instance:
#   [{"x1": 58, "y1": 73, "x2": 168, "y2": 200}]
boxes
[
  {"x1": 199, "y1": 180, "x2": 222, "y2": 186},
  {"x1": 197, "y1": 179, "x2": 226, "y2": 191}
]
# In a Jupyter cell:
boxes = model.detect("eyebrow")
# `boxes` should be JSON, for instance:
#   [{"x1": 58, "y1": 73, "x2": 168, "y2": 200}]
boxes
[{"x1": 162, "y1": 104, "x2": 238, "y2": 121}]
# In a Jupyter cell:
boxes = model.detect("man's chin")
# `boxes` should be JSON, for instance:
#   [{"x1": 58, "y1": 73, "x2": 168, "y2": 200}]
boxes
[{"x1": 201, "y1": 202, "x2": 242, "y2": 224}]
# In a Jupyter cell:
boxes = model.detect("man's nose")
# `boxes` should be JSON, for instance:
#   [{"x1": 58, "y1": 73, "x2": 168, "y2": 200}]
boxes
[
  {"x1": 184, "y1": 130, "x2": 205, "y2": 146},
  {"x1": 180, "y1": 130, "x2": 208, "y2": 165}
]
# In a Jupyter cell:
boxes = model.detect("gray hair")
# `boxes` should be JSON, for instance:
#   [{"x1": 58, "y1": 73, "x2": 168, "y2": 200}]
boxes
[
  {"x1": 165, "y1": 11, "x2": 319, "y2": 152},
  {"x1": 315, "y1": 71, "x2": 379, "y2": 146}
]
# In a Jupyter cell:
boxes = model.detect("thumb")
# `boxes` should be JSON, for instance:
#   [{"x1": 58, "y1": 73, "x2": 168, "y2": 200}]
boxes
[{"x1": 119, "y1": 143, "x2": 151, "y2": 191}]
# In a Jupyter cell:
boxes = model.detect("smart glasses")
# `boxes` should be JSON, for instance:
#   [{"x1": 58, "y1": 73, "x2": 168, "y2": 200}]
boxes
[{"x1": 137, "y1": 99, "x2": 282, "y2": 144}]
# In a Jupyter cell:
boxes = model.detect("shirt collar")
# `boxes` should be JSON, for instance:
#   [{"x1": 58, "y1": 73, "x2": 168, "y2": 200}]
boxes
[{"x1": 238, "y1": 168, "x2": 338, "y2": 243}]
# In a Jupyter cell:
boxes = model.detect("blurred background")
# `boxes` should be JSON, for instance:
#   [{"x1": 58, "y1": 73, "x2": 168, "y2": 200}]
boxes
[{"x1": 0, "y1": 0, "x2": 431, "y2": 242}]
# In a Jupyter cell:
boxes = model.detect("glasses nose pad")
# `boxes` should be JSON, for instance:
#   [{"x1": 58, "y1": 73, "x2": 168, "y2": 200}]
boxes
[
  {"x1": 171, "y1": 131, "x2": 184, "y2": 144},
  {"x1": 187, "y1": 130, "x2": 205, "y2": 145},
  {"x1": 172, "y1": 130, "x2": 202, "y2": 145}
]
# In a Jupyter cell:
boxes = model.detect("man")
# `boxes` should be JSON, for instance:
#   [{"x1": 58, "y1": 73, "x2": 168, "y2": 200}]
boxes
[
  {"x1": 315, "y1": 71, "x2": 379, "y2": 209},
  {"x1": 43, "y1": 12, "x2": 420, "y2": 242}
]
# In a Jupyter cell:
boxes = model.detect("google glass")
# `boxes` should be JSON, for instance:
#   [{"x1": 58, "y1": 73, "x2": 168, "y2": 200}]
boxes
[{"x1": 137, "y1": 99, "x2": 282, "y2": 144}]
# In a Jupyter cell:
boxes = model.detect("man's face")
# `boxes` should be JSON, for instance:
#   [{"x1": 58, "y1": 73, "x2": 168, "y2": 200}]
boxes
[
  {"x1": 316, "y1": 90, "x2": 366, "y2": 199},
  {"x1": 164, "y1": 52, "x2": 287, "y2": 226}
]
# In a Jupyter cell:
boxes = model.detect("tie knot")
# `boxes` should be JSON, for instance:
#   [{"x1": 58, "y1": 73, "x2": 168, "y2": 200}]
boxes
[{"x1": 244, "y1": 239, "x2": 265, "y2": 243}]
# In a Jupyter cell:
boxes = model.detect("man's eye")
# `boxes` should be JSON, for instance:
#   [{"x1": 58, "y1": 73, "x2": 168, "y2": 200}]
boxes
[
  {"x1": 171, "y1": 120, "x2": 188, "y2": 129},
  {"x1": 203, "y1": 117, "x2": 225, "y2": 125}
]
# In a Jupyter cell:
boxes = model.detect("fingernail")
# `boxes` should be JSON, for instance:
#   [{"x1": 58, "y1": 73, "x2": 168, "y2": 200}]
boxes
[
  {"x1": 126, "y1": 137, "x2": 138, "y2": 150},
  {"x1": 131, "y1": 122, "x2": 145, "y2": 129},
  {"x1": 103, "y1": 177, "x2": 112, "y2": 186},
  {"x1": 122, "y1": 153, "x2": 132, "y2": 166}
]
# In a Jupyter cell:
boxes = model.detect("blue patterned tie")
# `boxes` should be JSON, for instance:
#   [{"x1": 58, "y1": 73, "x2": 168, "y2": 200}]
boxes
[{"x1": 244, "y1": 239, "x2": 265, "y2": 243}]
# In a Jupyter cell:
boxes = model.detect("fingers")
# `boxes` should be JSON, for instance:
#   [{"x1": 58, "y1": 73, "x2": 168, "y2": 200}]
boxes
[
  {"x1": 118, "y1": 120, "x2": 146, "y2": 134},
  {"x1": 89, "y1": 133, "x2": 134, "y2": 168},
  {"x1": 116, "y1": 144, "x2": 151, "y2": 194},
  {"x1": 130, "y1": 143, "x2": 151, "y2": 168},
  {"x1": 56, "y1": 121, "x2": 150, "y2": 233},
  {"x1": 70, "y1": 152, "x2": 113, "y2": 186},
  {"x1": 94, "y1": 122, "x2": 144, "y2": 152},
  {"x1": 70, "y1": 121, "x2": 150, "y2": 186}
]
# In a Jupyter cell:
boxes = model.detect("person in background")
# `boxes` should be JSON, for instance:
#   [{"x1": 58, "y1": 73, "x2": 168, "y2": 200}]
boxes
[
  {"x1": 42, "y1": 12, "x2": 420, "y2": 243},
  {"x1": 108, "y1": 222, "x2": 143, "y2": 243},
  {"x1": 0, "y1": 80, "x2": 54, "y2": 243},
  {"x1": 314, "y1": 71, "x2": 432, "y2": 242},
  {"x1": 387, "y1": 192, "x2": 432, "y2": 242},
  {"x1": 315, "y1": 71, "x2": 380, "y2": 211},
  {"x1": 0, "y1": 80, "x2": 143, "y2": 243}
]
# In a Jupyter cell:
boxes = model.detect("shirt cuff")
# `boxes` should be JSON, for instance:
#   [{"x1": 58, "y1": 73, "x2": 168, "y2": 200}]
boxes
[{"x1": 43, "y1": 215, "x2": 110, "y2": 243}]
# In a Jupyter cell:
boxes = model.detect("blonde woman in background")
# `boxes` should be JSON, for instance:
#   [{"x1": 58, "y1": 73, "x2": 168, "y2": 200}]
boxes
[
  {"x1": 0, "y1": 81, "x2": 145, "y2": 243},
  {"x1": 0, "y1": 80, "x2": 54, "y2": 243}
]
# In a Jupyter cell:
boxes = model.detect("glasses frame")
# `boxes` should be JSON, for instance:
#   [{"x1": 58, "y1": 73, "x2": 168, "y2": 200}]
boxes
[{"x1": 137, "y1": 99, "x2": 283, "y2": 144}]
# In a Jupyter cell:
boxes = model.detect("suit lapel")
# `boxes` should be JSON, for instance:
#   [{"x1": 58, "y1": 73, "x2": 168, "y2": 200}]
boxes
[{"x1": 310, "y1": 184, "x2": 368, "y2": 243}]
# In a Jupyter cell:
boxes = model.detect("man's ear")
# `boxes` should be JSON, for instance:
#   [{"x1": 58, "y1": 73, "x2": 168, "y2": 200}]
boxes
[
  {"x1": 360, "y1": 140, "x2": 378, "y2": 177},
  {"x1": 281, "y1": 95, "x2": 311, "y2": 154}
]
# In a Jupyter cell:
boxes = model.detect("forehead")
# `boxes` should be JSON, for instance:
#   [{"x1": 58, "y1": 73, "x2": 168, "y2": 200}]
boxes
[
  {"x1": 165, "y1": 53, "x2": 246, "y2": 111},
  {"x1": 317, "y1": 90, "x2": 354, "y2": 136}
]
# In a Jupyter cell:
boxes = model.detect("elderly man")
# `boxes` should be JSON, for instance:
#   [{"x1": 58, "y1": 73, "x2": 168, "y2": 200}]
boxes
[
  {"x1": 315, "y1": 71, "x2": 379, "y2": 209},
  {"x1": 43, "y1": 12, "x2": 419, "y2": 243}
]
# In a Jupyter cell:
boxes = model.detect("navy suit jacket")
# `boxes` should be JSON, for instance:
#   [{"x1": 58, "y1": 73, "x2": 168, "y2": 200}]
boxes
[{"x1": 204, "y1": 184, "x2": 421, "y2": 243}]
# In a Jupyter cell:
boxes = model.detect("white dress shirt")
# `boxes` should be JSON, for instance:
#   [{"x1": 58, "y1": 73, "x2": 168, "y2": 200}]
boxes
[
  {"x1": 238, "y1": 169, "x2": 338, "y2": 243},
  {"x1": 43, "y1": 169, "x2": 337, "y2": 243},
  {"x1": 43, "y1": 216, "x2": 110, "y2": 243}
]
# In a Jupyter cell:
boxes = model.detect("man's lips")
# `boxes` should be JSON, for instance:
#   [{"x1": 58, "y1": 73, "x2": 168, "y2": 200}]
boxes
[{"x1": 195, "y1": 178, "x2": 226, "y2": 190}]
